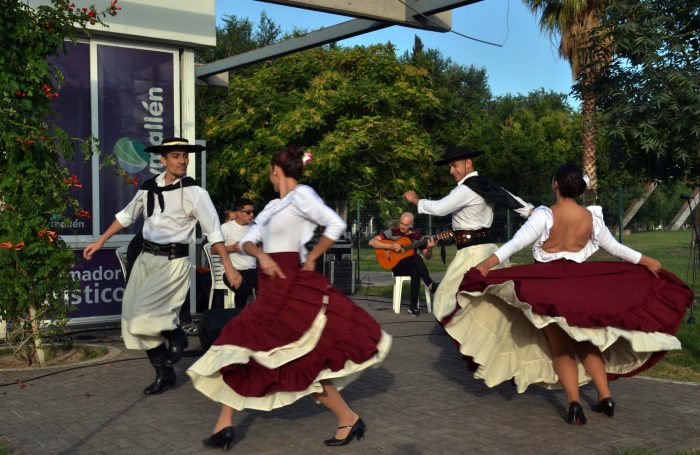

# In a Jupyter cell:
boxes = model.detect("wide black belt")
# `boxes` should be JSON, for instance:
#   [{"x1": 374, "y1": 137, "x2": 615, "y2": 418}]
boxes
[
  {"x1": 453, "y1": 228, "x2": 492, "y2": 250},
  {"x1": 142, "y1": 240, "x2": 189, "y2": 260}
]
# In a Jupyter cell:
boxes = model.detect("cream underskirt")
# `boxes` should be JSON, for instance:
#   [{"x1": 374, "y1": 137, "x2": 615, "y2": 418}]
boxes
[
  {"x1": 187, "y1": 306, "x2": 392, "y2": 411},
  {"x1": 449, "y1": 280, "x2": 681, "y2": 393}
]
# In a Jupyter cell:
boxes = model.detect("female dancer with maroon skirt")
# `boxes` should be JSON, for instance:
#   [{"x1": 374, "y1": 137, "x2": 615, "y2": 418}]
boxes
[
  {"x1": 187, "y1": 145, "x2": 391, "y2": 449},
  {"x1": 452, "y1": 163, "x2": 692, "y2": 424}
]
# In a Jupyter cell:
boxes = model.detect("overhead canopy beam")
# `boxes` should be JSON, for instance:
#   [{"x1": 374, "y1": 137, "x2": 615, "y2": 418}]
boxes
[
  {"x1": 259, "y1": 0, "x2": 454, "y2": 30},
  {"x1": 197, "y1": 19, "x2": 389, "y2": 78},
  {"x1": 196, "y1": 0, "x2": 483, "y2": 79}
]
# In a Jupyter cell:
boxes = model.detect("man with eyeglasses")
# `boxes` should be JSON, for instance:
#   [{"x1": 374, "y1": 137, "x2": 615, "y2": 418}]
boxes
[{"x1": 220, "y1": 198, "x2": 257, "y2": 308}]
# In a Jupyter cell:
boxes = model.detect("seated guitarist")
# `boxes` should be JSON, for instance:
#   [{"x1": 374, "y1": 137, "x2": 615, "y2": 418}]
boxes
[{"x1": 369, "y1": 212, "x2": 438, "y2": 316}]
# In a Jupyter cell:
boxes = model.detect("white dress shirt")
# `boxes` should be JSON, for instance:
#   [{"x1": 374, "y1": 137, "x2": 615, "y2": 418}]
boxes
[
  {"x1": 116, "y1": 172, "x2": 224, "y2": 245},
  {"x1": 418, "y1": 172, "x2": 532, "y2": 230}
]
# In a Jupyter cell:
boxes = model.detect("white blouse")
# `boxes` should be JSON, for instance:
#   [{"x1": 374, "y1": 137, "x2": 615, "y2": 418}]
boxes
[
  {"x1": 239, "y1": 185, "x2": 346, "y2": 263},
  {"x1": 494, "y1": 205, "x2": 642, "y2": 265},
  {"x1": 116, "y1": 173, "x2": 224, "y2": 245}
]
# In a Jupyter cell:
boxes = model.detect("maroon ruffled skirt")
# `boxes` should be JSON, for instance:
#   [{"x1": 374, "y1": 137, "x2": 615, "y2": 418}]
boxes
[
  {"x1": 442, "y1": 260, "x2": 692, "y2": 392},
  {"x1": 187, "y1": 252, "x2": 392, "y2": 410}
]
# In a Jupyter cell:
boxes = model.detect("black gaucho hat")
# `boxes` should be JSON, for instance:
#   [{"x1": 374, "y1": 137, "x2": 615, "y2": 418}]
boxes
[
  {"x1": 434, "y1": 145, "x2": 483, "y2": 166},
  {"x1": 144, "y1": 137, "x2": 206, "y2": 154}
]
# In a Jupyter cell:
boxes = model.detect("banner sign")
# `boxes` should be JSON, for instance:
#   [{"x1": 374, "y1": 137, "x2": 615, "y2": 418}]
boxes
[
  {"x1": 68, "y1": 249, "x2": 125, "y2": 318},
  {"x1": 97, "y1": 45, "x2": 175, "y2": 233},
  {"x1": 49, "y1": 42, "x2": 93, "y2": 236}
]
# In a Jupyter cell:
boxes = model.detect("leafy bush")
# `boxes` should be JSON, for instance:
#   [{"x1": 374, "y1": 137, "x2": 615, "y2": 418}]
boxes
[{"x1": 0, "y1": 0, "x2": 119, "y2": 366}]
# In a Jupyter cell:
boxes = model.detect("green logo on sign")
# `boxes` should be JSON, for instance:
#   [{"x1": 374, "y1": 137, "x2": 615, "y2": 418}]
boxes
[{"x1": 114, "y1": 137, "x2": 149, "y2": 173}]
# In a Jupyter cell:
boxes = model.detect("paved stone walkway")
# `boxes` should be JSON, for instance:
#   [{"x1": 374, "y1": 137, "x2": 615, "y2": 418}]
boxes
[{"x1": 1, "y1": 295, "x2": 699, "y2": 455}]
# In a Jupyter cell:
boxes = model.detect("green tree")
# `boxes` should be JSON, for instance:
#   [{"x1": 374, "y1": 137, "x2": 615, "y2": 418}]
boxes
[
  {"x1": 481, "y1": 90, "x2": 582, "y2": 200},
  {"x1": 195, "y1": 13, "x2": 280, "y2": 64},
  {"x1": 0, "y1": 0, "x2": 118, "y2": 366},
  {"x1": 203, "y1": 44, "x2": 440, "y2": 219},
  {"x1": 524, "y1": 0, "x2": 611, "y2": 202},
  {"x1": 580, "y1": 0, "x2": 700, "y2": 185}
]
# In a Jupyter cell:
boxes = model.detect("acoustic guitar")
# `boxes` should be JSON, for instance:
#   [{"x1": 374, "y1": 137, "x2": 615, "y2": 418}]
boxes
[{"x1": 374, "y1": 230, "x2": 453, "y2": 270}]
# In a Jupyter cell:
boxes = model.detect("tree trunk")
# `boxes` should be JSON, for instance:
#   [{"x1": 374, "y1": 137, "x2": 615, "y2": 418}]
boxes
[
  {"x1": 666, "y1": 188, "x2": 700, "y2": 231},
  {"x1": 612, "y1": 182, "x2": 657, "y2": 232},
  {"x1": 581, "y1": 87, "x2": 598, "y2": 206},
  {"x1": 28, "y1": 304, "x2": 46, "y2": 367}
]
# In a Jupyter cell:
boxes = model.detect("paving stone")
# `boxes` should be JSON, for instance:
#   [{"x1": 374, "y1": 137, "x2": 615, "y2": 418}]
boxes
[{"x1": 1, "y1": 296, "x2": 699, "y2": 454}]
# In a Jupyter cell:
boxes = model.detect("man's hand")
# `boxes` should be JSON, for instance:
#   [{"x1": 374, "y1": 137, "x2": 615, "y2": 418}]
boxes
[
  {"x1": 403, "y1": 190, "x2": 419, "y2": 205},
  {"x1": 389, "y1": 242, "x2": 403, "y2": 253},
  {"x1": 225, "y1": 269, "x2": 243, "y2": 290},
  {"x1": 231, "y1": 242, "x2": 241, "y2": 253},
  {"x1": 83, "y1": 241, "x2": 103, "y2": 260}
]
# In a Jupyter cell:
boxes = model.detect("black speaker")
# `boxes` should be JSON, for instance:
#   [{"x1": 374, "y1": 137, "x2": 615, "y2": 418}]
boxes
[
  {"x1": 198, "y1": 307, "x2": 244, "y2": 351},
  {"x1": 325, "y1": 259, "x2": 355, "y2": 294}
]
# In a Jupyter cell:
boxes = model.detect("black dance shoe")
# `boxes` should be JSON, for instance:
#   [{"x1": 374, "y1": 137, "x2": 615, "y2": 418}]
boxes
[
  {"x1": 324, "y1": 418, "x2": 365, "y2": 446},
  {"x1": 142, "y1": 367, "x2": 176, "y2": 396},
  {"x1": 592, "y1": 397, "x2": 615, "y2": 417},
  {"x1": 202, "y1": 426, "x2": 235, "y2": 451},
  {"x1": 407, "y1": 308, "x2": 420, "y2": 317},
  {"x1": 566, "y1": 401, "x2": 587, "y2": 425},
  {"x1": 163, "y1": 327, "x2": 189, "y2": 367}
]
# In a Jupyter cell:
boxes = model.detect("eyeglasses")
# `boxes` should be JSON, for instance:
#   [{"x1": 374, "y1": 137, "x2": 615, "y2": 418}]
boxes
[{"x1": 239, "y1": 210, "x2": 254, "y2": 215}]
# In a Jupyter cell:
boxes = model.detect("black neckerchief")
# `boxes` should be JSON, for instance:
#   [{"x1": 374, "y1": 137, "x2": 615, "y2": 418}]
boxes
[
  {"x1": 463, "y1": 175, "x2": 524, "y2": 210},
  {"x1": 140, "y1": 176, "x2": 198, "y2": 217}
]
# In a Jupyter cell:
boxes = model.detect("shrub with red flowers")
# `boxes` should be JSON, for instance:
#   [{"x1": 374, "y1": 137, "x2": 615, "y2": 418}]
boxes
[{"x1": 0, "y1": 0, "x2": 119, "y2": 366}]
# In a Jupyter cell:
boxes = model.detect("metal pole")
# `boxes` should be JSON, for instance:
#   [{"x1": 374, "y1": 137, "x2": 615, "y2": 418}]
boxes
[
  {"x1": 618, "y1": 188, "x2": 623, "y2": 243},
  {"x1": 506, "y1": 209, "x2": 511, "y2": 240},
  {"x1": 355, "y1": 199, "x2": 361, "y2": 286}
]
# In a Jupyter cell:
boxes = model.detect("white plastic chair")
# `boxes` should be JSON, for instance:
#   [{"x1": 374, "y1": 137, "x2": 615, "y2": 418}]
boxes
[
  {"x1": 115, "y1": 246, "x2": 128, "y2": 282},
  {"x1": 392, "y1": 275, "x2": 432, "y2": 314},
  {"x1": 203, "y1": 243, "x2": 235, "y2": 309}
]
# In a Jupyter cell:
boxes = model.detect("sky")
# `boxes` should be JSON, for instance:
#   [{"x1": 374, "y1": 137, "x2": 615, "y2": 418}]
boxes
[{"x1": 215, "y1": 0, "x2": 577, "y2": 105}]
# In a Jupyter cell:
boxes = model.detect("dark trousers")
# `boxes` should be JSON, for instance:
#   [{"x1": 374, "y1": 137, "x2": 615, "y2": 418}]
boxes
[
  {"x1": 392, "y1": 254, "x2": 432, "y2": 311},
  {"x1": 234, "y1": 268, "x2": 258, "y2": 308}
]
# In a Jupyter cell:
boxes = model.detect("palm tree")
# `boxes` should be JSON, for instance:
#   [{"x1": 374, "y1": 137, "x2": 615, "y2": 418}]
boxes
[{"x1": 524, "y1": 0, "x2": 610, "y2": 203}]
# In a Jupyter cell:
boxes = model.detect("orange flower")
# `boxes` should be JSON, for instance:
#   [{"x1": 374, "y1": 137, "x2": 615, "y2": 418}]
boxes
[
  {"x1": 0, "y1": 241, "x2": 25, "y2": 250},
  {"x1": 64, "y1": 175, "x2": 83, "y2": 188},
  {"x1": 75, "y1": 209, "x2": 91, "y2": 219},
  {"x1": 38, "y1": 229, "x2": 57, "y2": 243}
]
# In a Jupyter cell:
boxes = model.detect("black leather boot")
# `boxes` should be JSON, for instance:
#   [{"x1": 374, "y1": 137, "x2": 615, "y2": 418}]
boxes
[
  {"x1": 143, "y1": 344, "x2": 176, "y2": 396},
  {"x1": 162, "y1": 326, "x2": 189, "y2": 367}
]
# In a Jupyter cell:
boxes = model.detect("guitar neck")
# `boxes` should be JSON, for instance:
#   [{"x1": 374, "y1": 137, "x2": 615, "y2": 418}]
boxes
[{"x1": 404, "y1": 234, "x2": 438, "y2": 251}]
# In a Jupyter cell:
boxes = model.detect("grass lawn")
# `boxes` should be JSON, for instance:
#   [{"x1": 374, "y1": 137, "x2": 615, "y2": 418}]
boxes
[{"x1": 354, "y1": 229, "x2": 699, "y2": 382}]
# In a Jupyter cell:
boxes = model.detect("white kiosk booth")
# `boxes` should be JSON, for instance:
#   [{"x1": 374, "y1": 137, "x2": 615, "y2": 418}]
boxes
[{"x1": 29, "y1": 0, "x2": 216, "y2": 326}]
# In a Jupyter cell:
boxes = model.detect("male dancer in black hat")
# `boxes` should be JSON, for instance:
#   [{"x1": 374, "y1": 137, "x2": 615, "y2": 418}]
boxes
[
  {"x1": 84, "y1": 138, "x2": 241, "y2": 395},
  {"x1": 403, "y1": 146, "x2": 532, "y2": 324}
]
